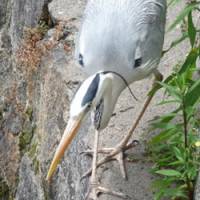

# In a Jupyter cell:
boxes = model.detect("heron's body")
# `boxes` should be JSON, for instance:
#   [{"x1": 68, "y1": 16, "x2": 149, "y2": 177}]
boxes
[
  {"x1": 77, "y1": 0, "x2": 166, "y2": 83},
  {"x1": 47, "y1": 1, "x2": 167, "y2": 199}
]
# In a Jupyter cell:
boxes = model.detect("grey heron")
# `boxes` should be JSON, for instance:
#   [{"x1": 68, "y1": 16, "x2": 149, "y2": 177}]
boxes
[{"x1": 47, "y1": 0, "x2": 167, "y2": 199}]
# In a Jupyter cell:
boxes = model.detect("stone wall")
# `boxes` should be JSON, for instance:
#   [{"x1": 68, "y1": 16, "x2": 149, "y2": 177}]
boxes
[{"x1": 0, "y1": 0, "x2": 89, "y2": 199}]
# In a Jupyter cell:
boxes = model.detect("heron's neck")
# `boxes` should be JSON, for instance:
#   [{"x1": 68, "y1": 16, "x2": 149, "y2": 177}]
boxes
[
  {"x1": 112, "y1": 75, "x2": 126, "y2": 104},
  {"x1": 98, "y1": 75, "x2": 126, "y2": 129}
]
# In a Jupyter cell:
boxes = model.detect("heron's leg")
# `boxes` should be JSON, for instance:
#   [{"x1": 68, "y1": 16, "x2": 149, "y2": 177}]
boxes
[
  {"x1": 85, "y1": 130, "x2": 130, "y2": 200},
  {"x1": 85, "y1": 130, "x2": 99, "y2": 200},
  {"x1": 82, "y1": 69, "x2": 163, "y2": 179}
]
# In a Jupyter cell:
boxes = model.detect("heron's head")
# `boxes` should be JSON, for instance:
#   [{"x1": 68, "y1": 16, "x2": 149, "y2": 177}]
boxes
[{"x1": 46, "y1": 71, "x2": 124, "y2": 181}]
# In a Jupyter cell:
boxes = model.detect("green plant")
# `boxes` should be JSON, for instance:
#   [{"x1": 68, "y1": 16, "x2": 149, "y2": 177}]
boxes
[
  {"x1": 0, "y1": 177, "x2": 9, "y2": 199},
  {"x1": 148, "y1": 1, "x2": 200, "y2": 200},
  {"x1": 149, "y1": 72, "x2": 200, "y2": 199}
]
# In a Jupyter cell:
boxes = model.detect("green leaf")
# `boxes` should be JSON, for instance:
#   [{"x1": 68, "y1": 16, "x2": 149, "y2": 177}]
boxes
[
  {"x1": 150, "y1": 129, "x2": 175, "y2": 145},
  {"x1": 168, "y1": 0, "x2": 181, "y2": 7},
  {"x1": 148, "y1": 82, "x2": 162, "y2": 97},
  {"x1": 188, "y1": 11, "x2": 196, "y2": 47},
  {"x1": 168, "y1": 2, "x2": 200, "y2": 32},
  {"x1": 154, "y1": 191, "x2": 163, "y2": 200},
  {"x1": 148, "y1": 73, "x2": 177, "y2": 97},
  {"x1": 163, "y1": 188, "x2": 188, "y2": 199},
  {"x1": 156, "y1": 112, "x2": 178, "y2": 123},
  {"x1": 157, "y1": 99, "x2": 180, "y2": 105},
  {"x1": 152, "y1": 179, "x2": 172, "y2": 188},
  {"x1": 185, "y1": 78, "x2": 200, "y2": 106},
  {"x1": 159, "y1": 82, "x2": 182, "y2": 100},
  {"x1": 151, "y1": 122, "x2": 177, "y2": 130},
  {"x1": 178, "y1": 49, "x2": 198, "y2": 74},
  {"x1": 169, "y1": 160, "x2": 184, "y2": 166},
  {"x1": 173, "y1": 147, "x2": 184, "y2": 162},
  {"x1": 156, "y1": 169, "x2": 182, "y2": 177}
]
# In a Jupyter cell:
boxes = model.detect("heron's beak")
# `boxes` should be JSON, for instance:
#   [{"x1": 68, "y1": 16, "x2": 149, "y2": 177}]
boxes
[{"x1": 46, "y1": 117, "x2": 82, "y2": 181}]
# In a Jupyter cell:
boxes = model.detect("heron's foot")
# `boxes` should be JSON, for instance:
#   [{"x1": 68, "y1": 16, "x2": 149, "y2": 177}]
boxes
[
  {"x1": 85, "y1": 182, "x2": 130, "y2": 200},
  {"x1": 82, "y1": 148, "x2": 127, "y2": 178},
  {"x1": 81, "y1": 147, "x2": 122, "y2": 157},
  {"x1": 81, "y1": 140, "x2": 139, "y2": 181}
]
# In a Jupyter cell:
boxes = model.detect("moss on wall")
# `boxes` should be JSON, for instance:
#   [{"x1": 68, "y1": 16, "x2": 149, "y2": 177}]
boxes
[{"x1": 0, "y1": 177, "x2": 9, "y2": 200}]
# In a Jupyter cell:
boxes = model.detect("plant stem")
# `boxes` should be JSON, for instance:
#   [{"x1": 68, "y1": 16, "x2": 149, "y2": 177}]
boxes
[
  {"x1": 182, "y1": 97, "x2": 188, "y2": 148},
  {"x1": 182, "y1": 97, "x2": 193, "y2": 198}
]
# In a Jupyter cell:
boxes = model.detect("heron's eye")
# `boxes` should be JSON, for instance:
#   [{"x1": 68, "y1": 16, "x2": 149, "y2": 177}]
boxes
[
  {"x1": 87, "y1": 103, "x2": 92, "y2": 108},
  {"x1": 78, "y1": 54, "x2": 84, "y2": 67},
  {"x1": 134, "y1": 57, "x2": 142, "y2": 68},
  {"x1": 86, "y1": 103, "x2": 92, "y2": 111}
]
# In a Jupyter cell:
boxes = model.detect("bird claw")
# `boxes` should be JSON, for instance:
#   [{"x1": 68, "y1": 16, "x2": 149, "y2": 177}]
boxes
[
  {"x1": 131, "y1": 139, "x2": 140, "y2": 146},
  {"x1": 85, "y1": 183, "x2": 130, "y2": 200},
  {"x1": 80, "y1": 149, "x2": 126, "y2": 181},
  {"x1": 80, "y1": 150, "x2": 93, "y2": 157},
  {"x1": 80, "y1": 148, "x2": 117, "y2": 157},
  {"x1": 81, "y1": 140, "x2": 139, "y2": 181},
  {"x1": 115, "y1": 151, "x2": 127, "y2": 179},
  {"x1": 81, "y1": 170, "x2": 90, "y2": 182}
]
